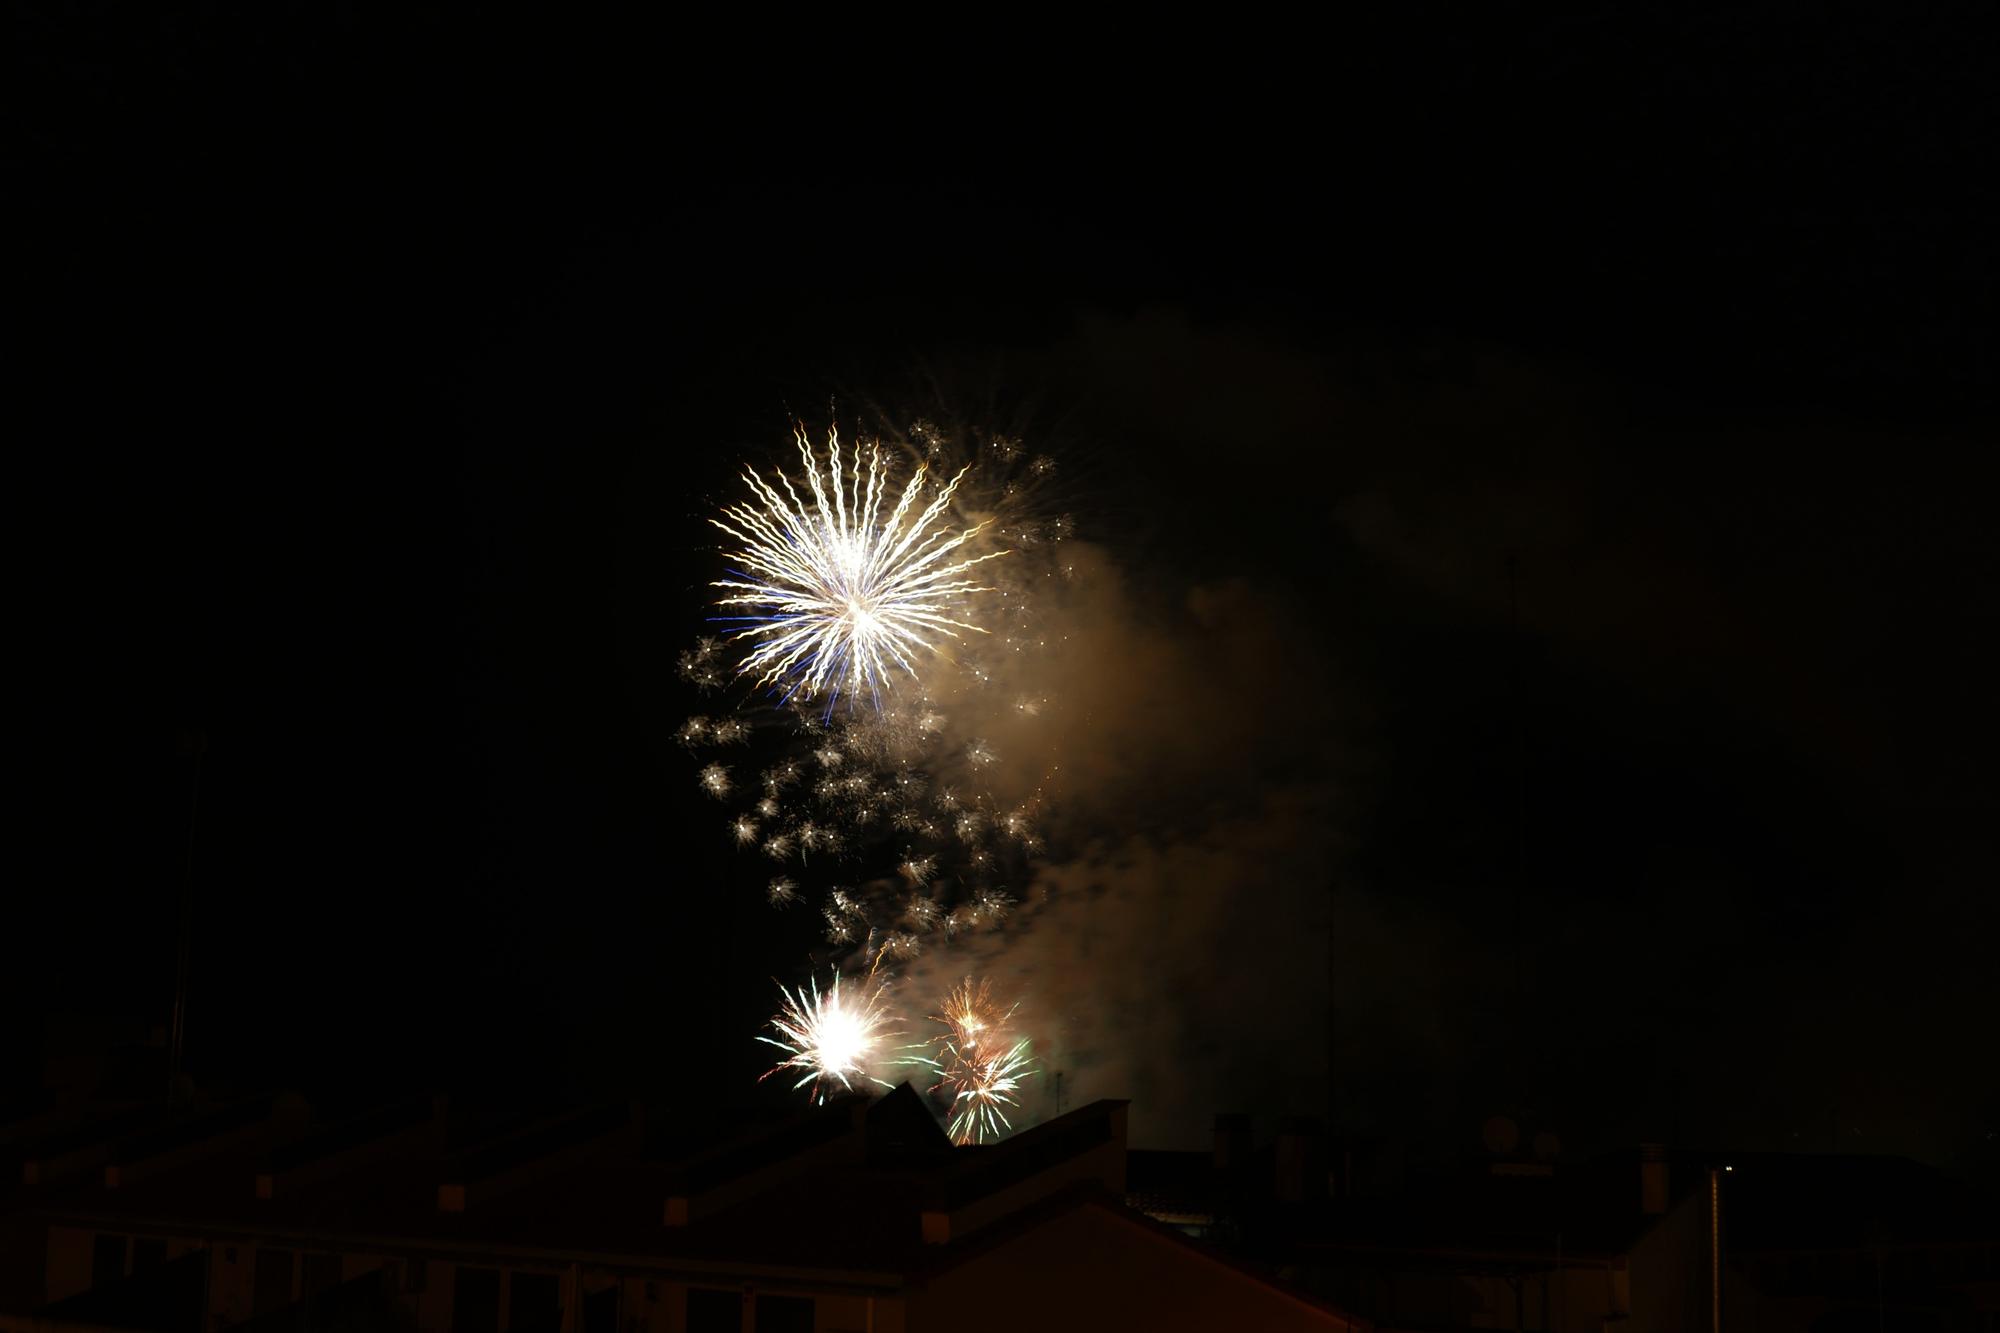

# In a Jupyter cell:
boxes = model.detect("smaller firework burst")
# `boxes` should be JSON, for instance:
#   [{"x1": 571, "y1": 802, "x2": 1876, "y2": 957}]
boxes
[
  {"x1": 731, "y1": 816, "x2": 759, "y2": 845},
  {"x1": 767, "y1": 877, "x2": 799, "y2": 907},
  {"x1": 678, "y1": 637, "x2": 726, "y2": 689},
  {"x1": 928, "y1": 979, "x2": 1036, "y2": 1146},
  {"x1": 935, "y1": 976, "x2": 1008, "y2": 1052},
  {"x1": 941, "y1": 1037, "x2": 1036, "y2": 1145},
  {"x1": 698, "y1": 764, "x2": 731, "y2": 798},
  {"x1": 971, "y1": 889, "x2": 1014, "y2": 926},
  {"x1": 758, "y1": 971, "x2": 900, "y2": 1103}
]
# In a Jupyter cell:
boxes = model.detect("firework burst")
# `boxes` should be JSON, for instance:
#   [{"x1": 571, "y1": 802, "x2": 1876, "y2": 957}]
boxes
[
  {"x1": 757, "y1": 971, "x2": 901, "y2": 1103},
  {"x1": 940, "y1": 1037, "x2": 1037, "y2": 1145},
  {"x1": 935, "y1": 976, "x2": 1008, "y2": 1052},
  {"x1": 930, "y1": 978, "x2": 1037, "y2": 1144},
  {"x1": 710, "y1": 425, "x2": 1009, "y2": 708},
  {"x1": 687, "y1": 415, "x2": 1072, "y2": 1139}
]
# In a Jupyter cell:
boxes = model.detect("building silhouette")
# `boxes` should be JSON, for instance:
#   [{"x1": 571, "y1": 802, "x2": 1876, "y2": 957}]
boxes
[{"x1": 0, "y1": 1085, "x2": 1364, "y2": 1333}]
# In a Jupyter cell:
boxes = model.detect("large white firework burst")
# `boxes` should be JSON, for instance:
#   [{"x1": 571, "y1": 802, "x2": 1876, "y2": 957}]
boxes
[
  {"x1": 711, "y1": 425, "x2": 1008, "y2": 708},
  {"x1": 756, "y1": 970, "x2": 902, "y2": 1103}
]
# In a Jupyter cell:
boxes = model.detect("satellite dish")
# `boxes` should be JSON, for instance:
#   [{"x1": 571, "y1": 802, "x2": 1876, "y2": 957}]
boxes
[
  {"x1": 1482, "y1": 1116, "x2": 1520, "y2": 1155},
  {"x1": 1532, "y1": 1131, "x2": 1562, "y2": 1162}
]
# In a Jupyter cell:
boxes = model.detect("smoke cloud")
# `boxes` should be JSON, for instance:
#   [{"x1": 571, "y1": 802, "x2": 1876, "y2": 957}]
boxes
[{"x1": 899, "y1": 538, "x2": 1350, "y2": 1147}]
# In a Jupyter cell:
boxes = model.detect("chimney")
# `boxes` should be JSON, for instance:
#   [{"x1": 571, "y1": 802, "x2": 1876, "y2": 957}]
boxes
[
  {"x1": 1640, "y1": 1142, "x2": 1669, "y2": 1214},
  {"x1": 1213, "y1": 1114, "x2": 1251, "y2": 1174},
  {"x1": 1275, "y1": 1117, "x2": 1326, "y2": 1204}
]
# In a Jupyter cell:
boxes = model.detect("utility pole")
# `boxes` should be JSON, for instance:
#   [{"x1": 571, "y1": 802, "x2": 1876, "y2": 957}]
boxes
[
  {"x1": 1327, "y1": 875, "x2": 1338, "y2": 1143},
  {"x1": 1507, "y1": 552, "x2": 1527, "y2": 1107},
  {"x1": 168, "y1": 729, "x2": 205, "y2": 1105}
]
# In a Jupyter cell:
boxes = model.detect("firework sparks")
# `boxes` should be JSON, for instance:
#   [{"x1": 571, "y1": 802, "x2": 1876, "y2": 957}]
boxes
[
  {"x1": 686, "y1": 417, "x2": 1072, "y2": 1136},
  {"x1": 757, "y1": 971, "x2": 900, "y2": 1103},
  {"x1": 877, "y1": 931, "x2": 920, "y2": 963},
  {"x1": 971, "y1": 889, "x2": 1014, "y2": 925},
  {"x1": 935, "y1": 976, "x2": 1008, "y2": 1052},
  {"x1": 941, "y1": 1038, "x2": 1036, "y2": 1145},
  {"x1": 930, "y1": 979, "x2": 1035, "y2": 1145},
  {"x1": 710, "y1": 425, "x2": 1009, "y2": 708}
]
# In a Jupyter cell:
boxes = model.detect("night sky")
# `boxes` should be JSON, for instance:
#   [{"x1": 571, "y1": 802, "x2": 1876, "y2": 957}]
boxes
[{"x1": 14, "y1": 12, "x2": 1997, "y2": 1170}]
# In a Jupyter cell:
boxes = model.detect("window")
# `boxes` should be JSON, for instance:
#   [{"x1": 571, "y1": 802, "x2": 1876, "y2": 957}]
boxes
[
  {"x1": 686, "y1": 1288, "x2": 741, "y2": 1333},
  {"x1": 253, "y1": 1249, "x2": 295, "y2": 1316},
  {"x1": 132, "y1": 1238, "x2": 168, "y2": 1275},
  {"x1": 305, "y1": 1253, "x2": 342, "y2": 1296},
  {"x1": 91, "y1": 1234, "x2": 127, "y2": 1288},
  {"x1": 756, "y1": 1294, "x2": 814, "y2": 1333},
  {"x1": 509, "y1": 1272, "x2": 562, "y2": 1333},
  {"x1": 453, "y1": 1267, "x2": 501, "y2": 1333},
  {"x1": 583, "y1": 1285, "x2": 619, "y2": 1333}
]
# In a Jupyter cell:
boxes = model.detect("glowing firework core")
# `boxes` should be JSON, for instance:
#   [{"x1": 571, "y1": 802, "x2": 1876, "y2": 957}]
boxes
[{"x1": 711, "y1": 426, "x2": 1008, "y2": 707}]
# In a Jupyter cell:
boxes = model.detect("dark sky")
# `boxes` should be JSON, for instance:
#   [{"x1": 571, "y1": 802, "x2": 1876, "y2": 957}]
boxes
[{"x1": 13, "y1": 11, "x2": 1997, "y2": 1166}]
